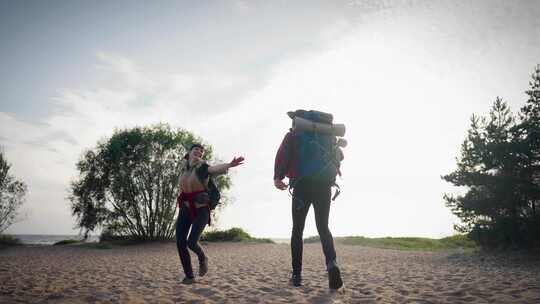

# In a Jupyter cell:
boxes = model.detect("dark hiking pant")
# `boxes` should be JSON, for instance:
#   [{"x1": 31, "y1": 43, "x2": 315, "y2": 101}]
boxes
[
  {"x1": 176, "y1": 205, "x2": 209, "y2": 278},
  {"x1": 291, "y1": 179, "x2": 337, "y2": 275}
]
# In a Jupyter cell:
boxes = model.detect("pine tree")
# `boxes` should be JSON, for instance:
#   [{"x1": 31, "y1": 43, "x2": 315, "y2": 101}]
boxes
[
  {"x1": 514, "y1": 64, "x2": 540, "y2": 242},
  {"x1": 443, "y1": 65, "x2": 540, "y2": 248}
]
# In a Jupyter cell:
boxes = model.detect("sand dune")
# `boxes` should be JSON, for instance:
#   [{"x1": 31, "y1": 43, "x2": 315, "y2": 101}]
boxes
[{"x1": 1, "y1": 242, "x2": 540, "y2": 303}]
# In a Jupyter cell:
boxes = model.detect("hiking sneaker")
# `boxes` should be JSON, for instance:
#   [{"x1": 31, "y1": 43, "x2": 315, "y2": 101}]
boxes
[
  {"x1": 181, "y1": 277, "x2": 195, "y2": 285},
  {"x1": 290, "y1": 273, "x2": 302, "y2": 287},
  {"x1": 327, "y1": 262, "x2": 343, "y2": 290},
  {"x1": 199, "y1": 257, "x2": 208, "y2": 277}
]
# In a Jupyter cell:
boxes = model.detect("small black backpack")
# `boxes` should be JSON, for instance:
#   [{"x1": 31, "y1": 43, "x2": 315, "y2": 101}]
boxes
[
  {"x1": 193, "y1": 163, "x2": 222, "y2": 210},
  {"x1": 206, "y1": 177, "x2": 221, "y2": 210}
]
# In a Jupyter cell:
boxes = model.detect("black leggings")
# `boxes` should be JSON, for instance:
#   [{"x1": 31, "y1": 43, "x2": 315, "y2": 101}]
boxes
[
  {"x1": 291, "y1": 179, "x2": 337, "y2": 275},
  {"x1": 176, "y1": 205, "x2": 209, "y2": 278}
]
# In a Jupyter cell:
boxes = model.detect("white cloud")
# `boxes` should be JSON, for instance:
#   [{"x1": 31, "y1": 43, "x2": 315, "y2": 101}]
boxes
[
  {"x1": 211, "y1": 26, "x2": 464, "y2": 238},
  {"x1": 1, "y1": 52, "x2": 255, "y2": 234},
  {"x1": 2, "y1": 0, "x2": 538, "y2": 238},
  {"x1": 233, "y1": 1, "x2": 249, "y2": 12},
  {"x1": 211, "y1": 3, "x2": 539, "y2": 238}
]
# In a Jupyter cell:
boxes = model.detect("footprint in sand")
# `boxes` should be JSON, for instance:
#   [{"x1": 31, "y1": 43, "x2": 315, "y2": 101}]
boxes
[
  {"x1": 258, "y1": 286, "x2": 274, "y2": 293},
  {"x1": 403, "y1": 299, "x2": 435, "y2": 304},
  {"x1": 398, "y1": 288, "x2": 410, "y2": 296},
  {"x1": 308, "y1": 292, "x2": 346, "y2": 304},
  {"x1": 192, "y1": 287, "x2": 215, "y2": 297},
  {"x1": 275, "y1": 289, "x2": 294, "y2": 297}
]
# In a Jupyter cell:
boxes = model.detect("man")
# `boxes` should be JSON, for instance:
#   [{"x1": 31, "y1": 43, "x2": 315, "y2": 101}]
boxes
[{"x1": 273, "y1": 111, "x2": 344, "y2": 290}]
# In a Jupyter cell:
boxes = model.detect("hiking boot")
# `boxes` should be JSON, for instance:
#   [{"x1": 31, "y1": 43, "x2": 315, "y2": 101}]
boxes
[
  {"x1": 290, "y1": 273, "x2": 302, "y2": 287},
  {"x1": 181, "y1": 277, "x2": 195, "y2": 285},
  {"x1": 327, "y1": 262, "x2": 343, "y2": 290},
  {"x1": 199, "y1": 257, "x2": 208, "y2": 277}
]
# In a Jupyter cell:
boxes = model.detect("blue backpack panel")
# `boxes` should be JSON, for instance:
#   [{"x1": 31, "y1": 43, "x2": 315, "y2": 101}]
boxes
[
  {"x1": 288, "y1": 110, "x2": 341, "y2": 184},
  {"x1": 296, "y1": 131, "x2": 339, "y2": 183}
]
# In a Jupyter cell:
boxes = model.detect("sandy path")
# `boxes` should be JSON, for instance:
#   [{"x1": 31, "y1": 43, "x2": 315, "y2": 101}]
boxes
[{"x1": 1, "y1": 242, "x2": 540, "y2": 303}]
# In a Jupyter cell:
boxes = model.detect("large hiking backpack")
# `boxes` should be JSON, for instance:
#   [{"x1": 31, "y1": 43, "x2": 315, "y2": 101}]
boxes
[{"x1": 290, "y1": 110, "x2": 343, "y2": 185}]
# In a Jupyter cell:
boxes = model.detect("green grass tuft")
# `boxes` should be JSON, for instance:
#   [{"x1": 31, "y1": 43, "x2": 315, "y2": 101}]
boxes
[
  {"x1": 439, "y1": 234, "x2": 477, "y2": 248},
  {"x1": 304, "y1": 236, "x2": 321, "y2": 243},
  {"x1": 201, "y1": 227, "x2": 274, "y2": 243},
  {"x1": 53, "y1": 239, "x2": 82, "y2": 246},
  {"x1": 303, "y1": 234, "x2": 477, "y2": 251}
]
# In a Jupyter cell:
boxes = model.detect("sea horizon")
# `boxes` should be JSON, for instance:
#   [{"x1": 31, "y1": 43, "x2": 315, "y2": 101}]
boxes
[
  {"x1": 8, "y1": 234, "x2": 291, "y2": 245},
  {"x1": 9, "y1": 234, "x2": 100, "y2": 245}
]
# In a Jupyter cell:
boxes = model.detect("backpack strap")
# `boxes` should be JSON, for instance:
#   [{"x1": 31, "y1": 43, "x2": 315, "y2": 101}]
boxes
[
  {"x1": 194, "y1": 170, "x2": 210, "y2": 193},
  {"x1": 331, "y1": 182, "x2": 341, "y2": 201}
]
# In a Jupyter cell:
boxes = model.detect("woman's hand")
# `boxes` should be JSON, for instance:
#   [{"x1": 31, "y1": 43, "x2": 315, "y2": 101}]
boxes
[
  {"x1": 208, "y1": 157, "x2": 244, "y2": 175},
  {"x1": 229, "y1": 156, "x2": 245, "y2": 167}
]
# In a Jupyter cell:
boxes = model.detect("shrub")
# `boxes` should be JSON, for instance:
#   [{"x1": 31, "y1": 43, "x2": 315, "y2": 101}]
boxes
[
  {"x1": 99, "y1": 228, "x2": 140, "y2": 245},
  {"x1": 201, "y1": 227, "x2": 252, "y2": 242},
  {"x1": 201, "y1": 227, "x2": 273, "y2": 243},
  {"x1": 0, "y1": 150, "x2": 27, "y2": 234},
  {"x1": 0, "y1": 234, "x2": 20, "y2": 249}
]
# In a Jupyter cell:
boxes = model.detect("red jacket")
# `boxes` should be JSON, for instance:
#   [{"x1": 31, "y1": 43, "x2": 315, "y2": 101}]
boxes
[{"x1": 274, "y1": 130, "x2": 299, "y2": 180}]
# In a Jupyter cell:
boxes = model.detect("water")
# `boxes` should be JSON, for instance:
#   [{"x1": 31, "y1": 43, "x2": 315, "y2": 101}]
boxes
[
  {"x1": 12, "y1": 234, "x2": 99, "y2": 245},
  {"x1": 11, "y1": 235, "x2": 288, "y2": 245}
]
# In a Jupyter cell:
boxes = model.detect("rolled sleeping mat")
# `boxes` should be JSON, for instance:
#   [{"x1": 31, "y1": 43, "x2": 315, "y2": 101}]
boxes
[
  {"x1": 293, "y1": 116, "x2": 346, "y2": 137},
  {"x1": 287, "y1": 109, "x2": 333, "y2": 124}
]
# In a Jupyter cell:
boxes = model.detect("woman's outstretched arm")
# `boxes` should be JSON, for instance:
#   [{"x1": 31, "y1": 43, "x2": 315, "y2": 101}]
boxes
[{"x1": 208, "y1": 156, "x2": 245, "y2": 175}]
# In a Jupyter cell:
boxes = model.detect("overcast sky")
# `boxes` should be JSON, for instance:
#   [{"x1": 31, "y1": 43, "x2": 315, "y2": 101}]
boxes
[{"x1": 1, "y1": 0, "x2": 539, "y2": 238}]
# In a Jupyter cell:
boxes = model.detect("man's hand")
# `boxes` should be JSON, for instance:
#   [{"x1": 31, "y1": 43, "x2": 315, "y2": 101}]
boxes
[
  {"x1": 274, "y1": 179, "x2": 288, "y2": 190},
  {"x1": 229, "y1": 156, "x2": 245, "y2": 167}
]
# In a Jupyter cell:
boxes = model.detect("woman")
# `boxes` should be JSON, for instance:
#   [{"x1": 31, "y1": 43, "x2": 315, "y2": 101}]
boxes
[{"x1": 176, "y1": 143, "x2": 244, "y2": 284}]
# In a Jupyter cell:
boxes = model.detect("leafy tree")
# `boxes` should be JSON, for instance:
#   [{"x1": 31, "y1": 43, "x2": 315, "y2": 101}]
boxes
[
  {"x1": 0, "y1": 149, "x2": 27, "y2": 233},
  {"x1": 443, "y1": 66, "x2": 540, "y2": 248},
  {"x1": 70, "y1": 124, "x2": 231, "y2": 240}
]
